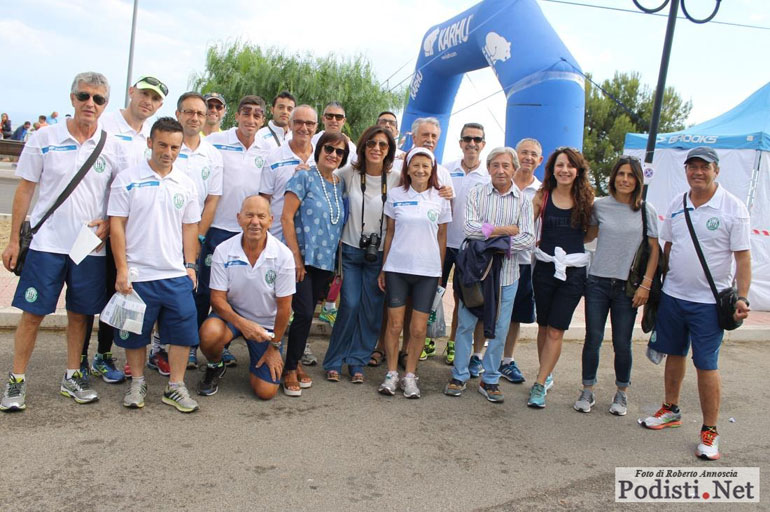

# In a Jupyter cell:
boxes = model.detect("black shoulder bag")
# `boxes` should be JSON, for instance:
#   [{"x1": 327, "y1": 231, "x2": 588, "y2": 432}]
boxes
[
  {"x1": 682, "y1": 193, "x2": 742, "y2": 331},
  {"x1": 13, "y1": 129, "x2": 107, "y2": 276}
]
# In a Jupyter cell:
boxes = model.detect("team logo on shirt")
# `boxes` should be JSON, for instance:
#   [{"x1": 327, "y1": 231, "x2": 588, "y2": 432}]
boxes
[
  {"x1": 201, "y1": 166, "x2": 211, "y2": 180},
  {"x1": 706, "y1": 217, "x2": 720, "y2": 231},
  {"x1": 265, "y1": 269, "x2": 277, "y2": 285},
  {"x1": 24, "y1": 287, "x2": 38, "y2": 303},
  {"x1": 93, "y1": 156, "x2": 107, "y2": 173},
  {"x1": 119, "y1": 330, "x2": 129, "y2": 340},
  {"x1": 255, "y1": 155, "x2": 264, "y2": 169},
  {"x1": 173, "y1": 193, "x2": 185, "y2": 210},
  {"x1": 427, "y1": 209, "x2": 439, "y2": 222},
  {"x1": 205, "y1": 254, "x2": 213, "y2": 267}
]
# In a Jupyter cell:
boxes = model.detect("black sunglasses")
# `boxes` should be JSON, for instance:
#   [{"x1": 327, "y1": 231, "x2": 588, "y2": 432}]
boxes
[
  {"x1": 207, "y1": 102, "x2": 224, "y2": 111},
  {"x1": 75, "y1": 92, "x2": 107, "y2": 106},
  {"x1": 323, "y1": 113, "x2": 345, "y2": 121},
  {"x1": 461, "y1": 136, "x2": 484, "y2": 144},
  {"x1": 323, "y1": 144, "x2": 345, "y2": 157},
  {"x1": 366, "y1": 140, "x2": 389, "y2": 150},
  {"x1": 138, "y1": 76, "x2": 168, "y2": 96}
]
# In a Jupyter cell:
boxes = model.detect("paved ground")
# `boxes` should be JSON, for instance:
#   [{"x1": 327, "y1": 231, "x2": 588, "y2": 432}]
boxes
[{"x1": 1, "y1": 331, "x2": 768, "y2": 511}]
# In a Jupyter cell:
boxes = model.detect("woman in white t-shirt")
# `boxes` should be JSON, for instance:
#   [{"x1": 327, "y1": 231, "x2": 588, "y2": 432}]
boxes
[
  {"x1": 377, "y1": 147, "x2": 451, "y2": 398},
  {"x1": 322, "y1": 126, "x2": 400, "y2": 383},
  {"x1": 575, "y1": 156, "x2": 659, "y2": 416}
]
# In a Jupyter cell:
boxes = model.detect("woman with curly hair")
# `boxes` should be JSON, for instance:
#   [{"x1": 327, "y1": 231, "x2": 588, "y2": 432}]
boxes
[{"x1": 527, "y1": 147, "x2": 594, "y2": 408}]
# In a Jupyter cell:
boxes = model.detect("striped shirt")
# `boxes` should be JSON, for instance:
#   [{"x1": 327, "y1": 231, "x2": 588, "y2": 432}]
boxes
[{"x1": 464, "y1": 181, "x2": 536, "y2": 286}]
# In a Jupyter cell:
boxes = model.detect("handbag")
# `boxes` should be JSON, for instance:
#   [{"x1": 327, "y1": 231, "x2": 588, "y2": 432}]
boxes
[
  {"x1": 13, "y1": 130, "x2": 107, "y2": 276},
  {"x1": 682, "y1": 193, "x2": 742, "y2": 331}
]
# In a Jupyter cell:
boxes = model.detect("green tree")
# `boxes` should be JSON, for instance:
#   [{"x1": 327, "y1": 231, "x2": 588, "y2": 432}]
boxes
[
  {"x1": 190, "y1": 42, "x2": 405, "y2": 142},
  {"x1": 583, "y1": 71, "x2": 692, "y2": 195}
]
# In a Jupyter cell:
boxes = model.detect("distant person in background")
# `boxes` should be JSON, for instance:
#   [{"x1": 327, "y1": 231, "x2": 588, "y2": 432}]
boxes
[
  {"x1": 376, "y1": 111, "x2": 404, "y2": 158},
  {"x1": 1, "y1": 113, "x2": 12, "y2": 139},
  {"x1": 47, "y1": 111, "x2": 59, "y2": 124},
  {"x1": 202, "y1": 93, "x2": 227, "y2": 137},
  {"x1": 312, "y1": 102, "x2": 357, "y2": 163},
  {"x1": 255, "y1": 91, "x2": 296, "y2": 151},
  {"x1": 37, "y1": 115, "x2": 48, "y2": 128},
  {"x1": 11, "y1": 122, "x2": 31, "y2": 141}
]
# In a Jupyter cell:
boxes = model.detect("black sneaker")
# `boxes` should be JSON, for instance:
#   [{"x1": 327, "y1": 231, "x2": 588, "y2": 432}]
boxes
[{"x1": 197, "y1": 363, "x2": 226, "y2": 396}]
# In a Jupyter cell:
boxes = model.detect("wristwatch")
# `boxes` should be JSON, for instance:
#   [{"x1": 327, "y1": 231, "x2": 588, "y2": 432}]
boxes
[
  {"x1": 737, "y1": 296, "x2": 750, "y2": 306},
  {"x1": 185, "y1": 262, "x2": 199, "y2": 271},
  {"x1": 269, "y1": 340, "x2": 281, "y2": 350}
]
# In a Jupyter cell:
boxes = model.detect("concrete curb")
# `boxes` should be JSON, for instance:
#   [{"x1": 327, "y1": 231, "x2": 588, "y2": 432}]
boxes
[{"x1": 0, "y1": 169, "x2": 18, "y2": 180}]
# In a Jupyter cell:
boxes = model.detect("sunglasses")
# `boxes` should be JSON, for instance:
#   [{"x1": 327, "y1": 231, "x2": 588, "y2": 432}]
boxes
[
  {"x1": 323, "y1": 144, "x2": 345, "y2": 157},
  {"x1": 461, "y1": 136, "x2": 484, "y2": 144},
  {"x1": 207, "y1": 102, "x2": 224, "y2": 111},
  {"x1": 138, "y1": 76, "x2": 168, "y2": 97},
  {"x1": 323, "y1": 113, "x2": 345, "y2": 121},
  {"x1": 74, "y1": 92, "x2": 107, "y2": 106},
  {"x1": 378, "y1": 118, "x2": 397, "y2": 127},
  {"x1": 366, "y1": 140, "x2": 389, "y2": 150}
]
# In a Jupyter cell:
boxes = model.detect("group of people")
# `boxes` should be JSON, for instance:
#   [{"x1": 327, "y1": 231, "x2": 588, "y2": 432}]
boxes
[
  {"x1": 0, "y1": 71, "x2": 752, "y2": 462},
  {"x1": 1, "y1": 112, "x2": 61, "y2": 141}
]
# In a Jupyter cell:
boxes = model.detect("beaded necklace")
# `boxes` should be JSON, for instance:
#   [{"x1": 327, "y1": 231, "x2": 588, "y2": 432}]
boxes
[{"x1": 315, "y1": 166, "x2": 341, "y2": 225}]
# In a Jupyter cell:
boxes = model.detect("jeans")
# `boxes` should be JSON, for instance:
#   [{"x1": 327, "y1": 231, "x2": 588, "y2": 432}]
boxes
[
  {"x1": 286, "y1": 266, "x2": 333, "y2": 371},
  {"x1": 323, "y1": 245, "x2": 385, "y2": 372},
  {"x1": 581, "y1": 275, "x2": 635, "y2": 387},
  {"x1": 453, "y1": 281, "x2": 518, "y2": 385}
]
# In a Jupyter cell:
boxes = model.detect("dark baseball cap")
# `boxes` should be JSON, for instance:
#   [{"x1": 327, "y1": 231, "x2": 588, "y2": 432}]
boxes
[
  {"x1": 203, "y1": 92, "x2": 227, "y2": 108},
  {"x1": 685, "y1": 146, "x2": 719, "y2": 164}
]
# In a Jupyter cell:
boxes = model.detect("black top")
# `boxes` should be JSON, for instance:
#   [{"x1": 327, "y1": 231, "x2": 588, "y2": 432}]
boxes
[{"x1": 539, "y1": 192, "x2": 584, "y2": 255}]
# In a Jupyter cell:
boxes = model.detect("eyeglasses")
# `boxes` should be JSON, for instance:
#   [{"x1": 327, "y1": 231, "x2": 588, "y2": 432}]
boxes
[
  {"x1": 207, "y1": 102, "x2": 224, "y2": 111},
  {"x1": 293, "y1": 119, "x2": 317, "y2": 128},
  {"x1": 378, "y1": 118, "x2": 397, "y2": 127},
  {"x1": 136, "y1": 76, "x2": 168, "y2": 97},
  {"x1": 366, "y1": 140, "x2": 389, "y2": 150},
  {"x1": 238, "y1": 108, "x2": 264, "y2": 119},
  {"x1": 323, "y1": 144, "x2": 345, "y2": 157},
  {"x1": 461, "y1": 136, "x2": 484, "y2": 144},
  {"x1": 74, "y1": 92, "x2": 107, "y2": 106},
  {"x1": 180, "y1": 109, "x2": 206, "y2": 118},
  {"x1": 323, "y1": 113, "x2": 345, "y2": 121}
]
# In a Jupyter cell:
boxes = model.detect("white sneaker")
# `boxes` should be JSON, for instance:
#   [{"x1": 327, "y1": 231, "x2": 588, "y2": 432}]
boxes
[
  {"x1": 695, "y1": 430, "x2": 720, "y2": 460},
  {"x1": 378, "y1": 371, "x2": 398, "y2": 396},
  {"x1": 400, "y1": 375, "x2": 421, "y2": 399},
  {"x1": 609, "y1": 391, "x2": 628, "y2": 416},
  {"x1": 573, "y1": 389, "x2": 595, "y2": 413}
]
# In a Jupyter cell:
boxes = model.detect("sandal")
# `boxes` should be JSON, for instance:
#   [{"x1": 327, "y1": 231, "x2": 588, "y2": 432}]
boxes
[
  {"x1": 282, "y1": 371, "x2": 302, "y2": 397},
  {"x1": 326, "y1": 370, "x2": 340, "y2": 382},
  {"x1": 351, "y1": 372, "x2": 365, "y2": 384},
  {"x1": 296, "y1": 364, "x2": 313, "y2": 389},
  {"x1": 368, "y1": 349, "x2": 384, "y2": 367}
]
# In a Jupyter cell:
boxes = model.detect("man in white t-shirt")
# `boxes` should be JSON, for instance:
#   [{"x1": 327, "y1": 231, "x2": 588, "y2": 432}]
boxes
[
  {"x1": 109, "y1": 117, "x2": 201, "y2": 413},
  {"x1": 255, "y1": 91, "x2": 295, "y2": 152},
  {"x1": 1, "y1": 72, "x2": 127, "y2": 412},
  {"x1": 440, "y1": 123, "x2": 490, "y2": 367},
  {"x1": 641, "y1": 146, "x2": 751, "y2": 462},
  {"x1": 259, "y1": 105, "x2": 317, "y2": 241},
  {"x1": 197, "y1": 195, "x2": 295, "y2": 400},
  {"x1": 376, "y1": 111, "x2": 404, "y2": 158},
  {"x1": 500, "y1": 138, "x2": 543, "y2": 385},
  {"x1": 392, "y1": 117, "x2": 454, "y2": 197},
  {"x1": 201, "y1": 92, "x2": 226, "y2": 137},
  {"x1": 311, "y1": 101, "x2": 357, "y2": 164}
]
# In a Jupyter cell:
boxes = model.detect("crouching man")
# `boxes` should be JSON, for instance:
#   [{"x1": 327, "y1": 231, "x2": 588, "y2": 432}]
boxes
[{"x1": 197, "y1": 195, "x2": 294, "y2": 400}]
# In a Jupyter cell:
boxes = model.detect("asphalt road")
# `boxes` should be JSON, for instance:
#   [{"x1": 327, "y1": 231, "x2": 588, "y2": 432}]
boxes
[{"x1": 0, "y1": 333, "x2": 767, "y2": 511}]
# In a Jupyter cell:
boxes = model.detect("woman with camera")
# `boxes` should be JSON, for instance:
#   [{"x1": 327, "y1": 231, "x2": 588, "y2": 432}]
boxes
[
  {"x1": 281, "y1": 131, "x2": 348, "y2": 397},
  {"x1": 322, "y1": 126, "x2": 400, "y2": 383},
  {"x1": 377, "y1": 147, "x2": 451, "y2": 398}
]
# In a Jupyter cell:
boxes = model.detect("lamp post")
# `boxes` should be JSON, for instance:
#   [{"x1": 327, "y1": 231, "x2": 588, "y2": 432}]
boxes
[{"x1": 124, "y1": 0, "x2": 139, "y2": 108}]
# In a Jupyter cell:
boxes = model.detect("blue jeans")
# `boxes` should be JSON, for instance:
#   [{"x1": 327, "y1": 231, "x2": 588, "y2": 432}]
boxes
[
  {"x1": 323, "y1": 244, "x2": 385, "y2": 372},
  {"x1": 581, "y1": 275, "x2": 636, "y2": 387},
  {"x1": 453, "y1": 281, "x2": 518, "y2": 385}
]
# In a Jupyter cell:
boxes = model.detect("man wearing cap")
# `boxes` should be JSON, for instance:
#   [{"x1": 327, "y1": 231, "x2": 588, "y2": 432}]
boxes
[
  {"x1": 202, "y1": 93, "x2": 227, "y2": 137},
  {"x1": 196, "y1": 195, "x2": 294, "y2": 400},
  {"x1": 1, "y1": 71, "x2": 127, "y2": 412},
  {"x1": 641, "y1": 146, "x2": 751, "y2": 461},
  {"x1": 198, "y1": 96, "x2": 268, "y2": 366},
  {"x1": 255, "y1": 91, "x2": 295, "y2": 152}
]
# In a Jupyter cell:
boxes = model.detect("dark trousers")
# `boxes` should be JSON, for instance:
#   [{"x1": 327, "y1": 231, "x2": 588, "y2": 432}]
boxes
[
  {"x1": 82, "y1": 240, "x2": 117, "y2": 356},
  {"x1": 285, "y1": 266, "x2": 333, "y2": 371}
]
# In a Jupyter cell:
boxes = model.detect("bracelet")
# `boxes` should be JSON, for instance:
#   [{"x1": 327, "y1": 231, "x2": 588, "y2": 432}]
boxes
[
  {"x1": 639, "y1": 285, "x2": 651, "y2": 291},
  {"x1": 642, "y1": 276, "x2": 653, "y2": 282}
]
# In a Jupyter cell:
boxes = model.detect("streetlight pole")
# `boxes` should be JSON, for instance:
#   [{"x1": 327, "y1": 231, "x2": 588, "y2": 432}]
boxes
[{"x1": 125, "y1": 0, "x2": 139, "y2": 108}]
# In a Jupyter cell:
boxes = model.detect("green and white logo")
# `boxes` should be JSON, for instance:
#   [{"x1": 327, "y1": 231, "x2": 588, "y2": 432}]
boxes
[
  {"x1": 201, "y1": 166, "x2": 211, "y2": 180},
  {"x1": 119, "y1": 330, "x2": 130, "y2": 340},
  {"x1": 173, "y1": 193, "x2": 185, "y2": 210},
  {"x1": 24, "y1": 287, "x2": 38, "y2": 303},
  {"x1": 427, "y1": 209, "x2": 438, "y2": 222},
  {"x1": 93, "y1": 156, "x2": 107, "y2": 173},
  {"x1": 265, "y1": 269, "x2": 277, "y2": 285},
  {"x1": 706, "y1": 217, "x2": 720, "y2": 231},
  {"x1": 255, "y1": 155, "x2": 264, "y2": 169},
  {"x1": 205, "y1": 254, "x2": 213, "y2": 267}
]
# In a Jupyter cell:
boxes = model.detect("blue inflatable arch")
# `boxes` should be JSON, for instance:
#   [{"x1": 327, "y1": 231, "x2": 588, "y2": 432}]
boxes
[{"x1": 402, "y1": 0, "x2": 585, "y2": 178}]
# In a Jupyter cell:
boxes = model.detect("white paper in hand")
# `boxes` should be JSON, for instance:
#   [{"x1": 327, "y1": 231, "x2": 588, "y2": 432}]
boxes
[{"x1": 69, "y1": 223, "x2": 102, "y2": 264}]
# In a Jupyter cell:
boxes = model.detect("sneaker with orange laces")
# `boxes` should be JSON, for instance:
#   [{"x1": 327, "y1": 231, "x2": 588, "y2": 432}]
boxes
[
  {"x1": 695, "y1": 430, "x2": 720, "y2": 460},
  {"x1": 640, "y1": 405, "x2": 682, "y2": 430}
]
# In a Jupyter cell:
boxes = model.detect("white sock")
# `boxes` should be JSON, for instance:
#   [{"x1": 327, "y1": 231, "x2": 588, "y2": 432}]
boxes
[
  {"x1": 503, "y1": 357, "x2": 513, "y2": 365},
  {"x1": 324, "y1": 302, "x2": 335, "y2": 311},
  {"x1": 11, "y1": 373, "x2": 25, "y2": 381},
  {"x1": 133, "y1": 375, "x2": 145, "y2": 385},
  {"x1": 386, "y1": 370, "x2": 398, "y2": 378},
  {"x1": 405, "y1": 372, "x2": 416, "y2": 379},
  {"x1": 65, "y1": 368, "x2": 79, "y2": 379},
  {"x1": 168, "y1": 381, "x2": 182, "y2": 388}
]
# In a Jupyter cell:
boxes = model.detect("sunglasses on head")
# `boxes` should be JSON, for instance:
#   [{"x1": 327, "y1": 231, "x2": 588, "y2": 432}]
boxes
[
  {"x1": 75, "y1": 91, "x2": 107, "y2": 106},
  {"x1": 323, "y1": 144, "x2": 345, "y2": 157},
  {"x1": 461, "y1": 136, "x2": 484, "y2": 144},
  {"x1": 207, "y1": 102, "x2": 224, "y2": 111},
  {"x1": 138, "y1": 76, "x2": 168, "y2": 96},
  {"x1": 323, "y1": 113, "x2": 345, "y2": 121},
  {"x1": 366, "y1": 139, "x2": 389, "y2": 150}
]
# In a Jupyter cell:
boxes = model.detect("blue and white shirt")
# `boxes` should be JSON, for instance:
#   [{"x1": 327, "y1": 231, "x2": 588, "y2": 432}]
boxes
[
  {"x1": 100, "y1": 110, "x2": 151, "y2": 168},
  {"x1": 443, "y1": 159, "x2": 490, "y2": 249},
  {"x1": 176, "y1": 138, "x2": 224, "y2": 214}
]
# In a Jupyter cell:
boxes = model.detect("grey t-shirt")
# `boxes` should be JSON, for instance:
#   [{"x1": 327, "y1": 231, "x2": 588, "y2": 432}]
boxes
[{"x1": 589, "y1": 195, "x2": 659, "y2": 280}]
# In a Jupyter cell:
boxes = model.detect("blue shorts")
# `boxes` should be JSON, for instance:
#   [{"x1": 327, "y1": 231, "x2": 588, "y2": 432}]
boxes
[
  {"x1": 510, "y1": 263, "x2": 535, "y2": 323},
  {"x1": 651, "y1": 292, "x2": 723, "y2": 370},
  {"x1": 12, "y1": 249, "x2": 107, "y2": 315},
  {"x1": 196, "y1": 227, "x2": 239, "y2": 298},
  {"x1": 207, "y1": 313, "x2": 279, "y2": 384},
  {"x1": 114, "y1": 276, "x2": 199, "y2": 349}
]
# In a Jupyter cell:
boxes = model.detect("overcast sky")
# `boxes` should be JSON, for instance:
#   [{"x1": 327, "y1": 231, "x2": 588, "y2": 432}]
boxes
[{"x1": 2, "y1": 0, "x2": 768, "y2": 162}]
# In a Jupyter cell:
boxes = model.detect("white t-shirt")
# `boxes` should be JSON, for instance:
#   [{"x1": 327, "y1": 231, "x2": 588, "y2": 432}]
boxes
[
  {"x1": 311, "y1": 130, "x2": 358, "y2": 165},
  {"x1": 392, "y1": 158, "x2": 455, "y2": 198},
  {"x1": 255, "y1": 120, "x2": 289, "y2": 153},
  {"x1": 108, "y1": 160, "x2": 201, "y2": 282},
  {"x1": 15, "y1": 122, "x2": 128, "y2": 256},
  {"x1": 210, "y1": 232, "x2": 296, "y2": 330},
  {"x1": 514, "y1": 174, "x2": 541, "y2": 264},
  {"x1": 443, "y1": 159, "x2": 490, "y2": 249},
  {"x1": 661, "y1": 185, "x2": 750, "y2": 304},
  {"x1": 335, "y1": 164, "x2": 401, "y2": 250},
  {"x1": 383, "y1": 186, "x2": 452, "y2": 277},
  {"x1": 259, "y1": 142, "x2": 314, "y2": 241},
  {"x1": 176, "y1": 138, "x2": 223, "y2": 214},
  {"x1": 207, "y1": 127, "x2": 266, "y2": 233},
  {"x1": 100, "y1": 110, "x2": 151, "y2": 168}
]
